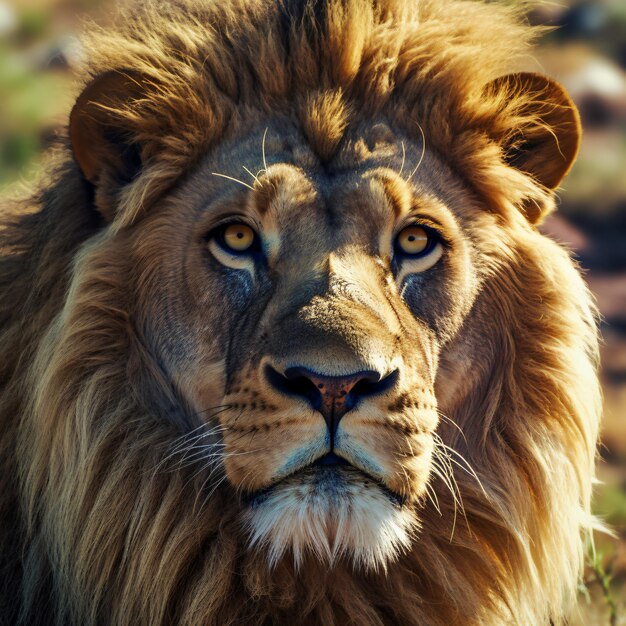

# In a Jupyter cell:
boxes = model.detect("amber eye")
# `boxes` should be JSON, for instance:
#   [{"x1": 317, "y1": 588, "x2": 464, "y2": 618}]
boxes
[
  {"x1": 396, "y1": 226, "x2": 431, "y2": 256},
  {"x1": 220, "y1": 223, "x2": 257, "y2": 254}
]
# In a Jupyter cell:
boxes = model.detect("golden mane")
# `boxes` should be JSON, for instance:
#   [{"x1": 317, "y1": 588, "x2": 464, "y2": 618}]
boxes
[{"x1": 0, "y1": 1, "x2": 600, "y2": 624}]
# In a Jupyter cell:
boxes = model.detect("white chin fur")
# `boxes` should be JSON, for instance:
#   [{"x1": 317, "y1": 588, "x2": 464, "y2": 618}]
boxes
[{"x1": 243, "y1": 467, "x2": 417, "y2": 572}]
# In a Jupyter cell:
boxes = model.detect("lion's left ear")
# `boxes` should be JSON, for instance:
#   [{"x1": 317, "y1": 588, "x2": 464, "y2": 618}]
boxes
[{"x1": 486, "y1": 72, "x2": 581, "y2": 223}]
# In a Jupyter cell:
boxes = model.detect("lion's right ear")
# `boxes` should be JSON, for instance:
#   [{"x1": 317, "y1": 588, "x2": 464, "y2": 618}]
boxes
[{"x1": 70, "y1": 70, "x2": 146, "y2": 221}]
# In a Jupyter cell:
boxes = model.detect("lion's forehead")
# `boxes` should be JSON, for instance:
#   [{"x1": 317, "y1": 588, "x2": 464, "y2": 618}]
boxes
[{"x1": 167, "y1": 119, "x2": 473, "y2": 256}]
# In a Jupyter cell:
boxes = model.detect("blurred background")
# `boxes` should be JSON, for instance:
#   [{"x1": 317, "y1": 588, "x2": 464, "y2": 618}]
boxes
[{"x1": 0, "y1": 0, "x2": 625, "y2": 622}]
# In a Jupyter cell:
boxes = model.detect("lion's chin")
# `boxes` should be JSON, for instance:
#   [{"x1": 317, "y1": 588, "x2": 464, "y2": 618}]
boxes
[{"x1": 242, "y1": 466, "x2": 418, "y2": 572}]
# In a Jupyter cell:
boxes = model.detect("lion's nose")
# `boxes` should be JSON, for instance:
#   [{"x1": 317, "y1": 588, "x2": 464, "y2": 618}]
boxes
[{"x1": 265, "y1": 365, "x2": 398, "y2": 435}]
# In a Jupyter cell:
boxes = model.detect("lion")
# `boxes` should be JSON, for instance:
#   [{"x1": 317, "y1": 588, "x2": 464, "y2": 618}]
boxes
[{"x1": 0, "y1": 0, "x2": 601, "y2": 624}]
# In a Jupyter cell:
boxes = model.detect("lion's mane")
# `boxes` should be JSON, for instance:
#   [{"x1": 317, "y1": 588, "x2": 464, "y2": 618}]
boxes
[{"x1": 0, "y1": 1, "x2": 600, "y2": 624}]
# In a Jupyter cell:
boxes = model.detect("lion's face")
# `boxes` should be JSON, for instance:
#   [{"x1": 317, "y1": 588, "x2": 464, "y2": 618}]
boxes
[{"x1": 129, "y1": 119, "x2": 481, "y2": 568}]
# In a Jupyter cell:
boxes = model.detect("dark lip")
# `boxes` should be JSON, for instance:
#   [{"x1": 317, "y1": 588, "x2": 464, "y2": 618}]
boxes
[
  {"x1": 242, "y1": 453, "x2": 405, "y2": 507},
  {"x1": 312, "y1": 451, "x2": 350, "y2": 467}
]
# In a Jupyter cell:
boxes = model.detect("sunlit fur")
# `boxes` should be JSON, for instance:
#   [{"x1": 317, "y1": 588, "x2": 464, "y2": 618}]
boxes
[
  {"x1": 0, "y1": 1, "x2": 601, "y2": 625},
  {"x1": 244, "y1": 467, "x2": 417, "y2": 570}
]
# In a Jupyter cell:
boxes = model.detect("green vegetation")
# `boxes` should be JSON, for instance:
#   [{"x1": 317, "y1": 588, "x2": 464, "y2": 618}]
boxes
[
  {"x1": 586, "y1": 548, "x2": 619, "y2": 626},
  {"x1": 0, "y1": 44, "x2": 73, "y2": 189},
  {"x1": 595, "y1": 482, "x2": 626, "y2": 528}
]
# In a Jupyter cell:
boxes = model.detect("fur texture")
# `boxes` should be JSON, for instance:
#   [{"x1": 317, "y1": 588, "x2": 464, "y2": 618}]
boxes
[{"x1": 0, "y1": 1, "x2": 600, "y2": 625}]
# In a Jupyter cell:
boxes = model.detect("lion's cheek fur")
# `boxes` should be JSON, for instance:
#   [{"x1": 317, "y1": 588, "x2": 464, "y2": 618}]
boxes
[
  {"x1": 221, "y1": 413, "x2": 328, "y2": 492},
  {"x1": 335, "y1": 419, "x2": 436, "y2": 501}
]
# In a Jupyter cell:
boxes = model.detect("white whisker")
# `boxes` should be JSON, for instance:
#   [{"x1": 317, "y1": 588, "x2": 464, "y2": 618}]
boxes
[
  {"x1": 406, "y1": 122, "x2": 426, "y2": 183},
  {"x1": 242, "y1": 165, "x2": 260, "y2": 184},
  {"x1": 261, "y1": 126, "x2": 269, "y2": 173},
  {"x1": 211, "y1": 172, "x2": 254, "y2": 191},
  {"x1": 398, "y1": 140, "x2": 406, "y2": 178}
]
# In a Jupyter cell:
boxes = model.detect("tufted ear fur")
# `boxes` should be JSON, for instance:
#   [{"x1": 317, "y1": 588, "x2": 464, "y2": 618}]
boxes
[
  {"x1": 486, "y1": 72, "x2": 582, "y2": 223},
  {"x1": 70, "y1": 70, "x2": 146, "y2": 221}
]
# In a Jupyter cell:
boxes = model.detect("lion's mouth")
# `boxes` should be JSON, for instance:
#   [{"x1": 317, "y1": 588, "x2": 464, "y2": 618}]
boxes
[
  {"x1": 311, "y1": 451, "x2": 350, "y2": 467},
  {"x1": 242, "y1": 453, "x2": 405, "y2": 507}
]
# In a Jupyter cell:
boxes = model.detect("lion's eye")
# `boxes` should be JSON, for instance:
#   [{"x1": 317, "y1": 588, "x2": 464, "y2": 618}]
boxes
[
  {"x1": 395, "y1": 226, "x2": 431, "y2": 256},
  {"x1": 219, "y1": 223, "x2": 257, "y2": 254},
  {"x1": 207, "y1": 222, "x2": 261, "y2": 270},
  {"x1": 393, "y1": 224, "x2": 443, "y2": 279}
]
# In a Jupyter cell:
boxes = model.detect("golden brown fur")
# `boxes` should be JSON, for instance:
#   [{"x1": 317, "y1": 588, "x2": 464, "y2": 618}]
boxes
[{"x1": 0, "y1": 1, "x2": 600, "y2": 624}]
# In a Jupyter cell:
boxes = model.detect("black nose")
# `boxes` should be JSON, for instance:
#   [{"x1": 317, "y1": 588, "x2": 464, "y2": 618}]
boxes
[{"x1": 265, "y1": 365, "x2": 398, "y2": 436}]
